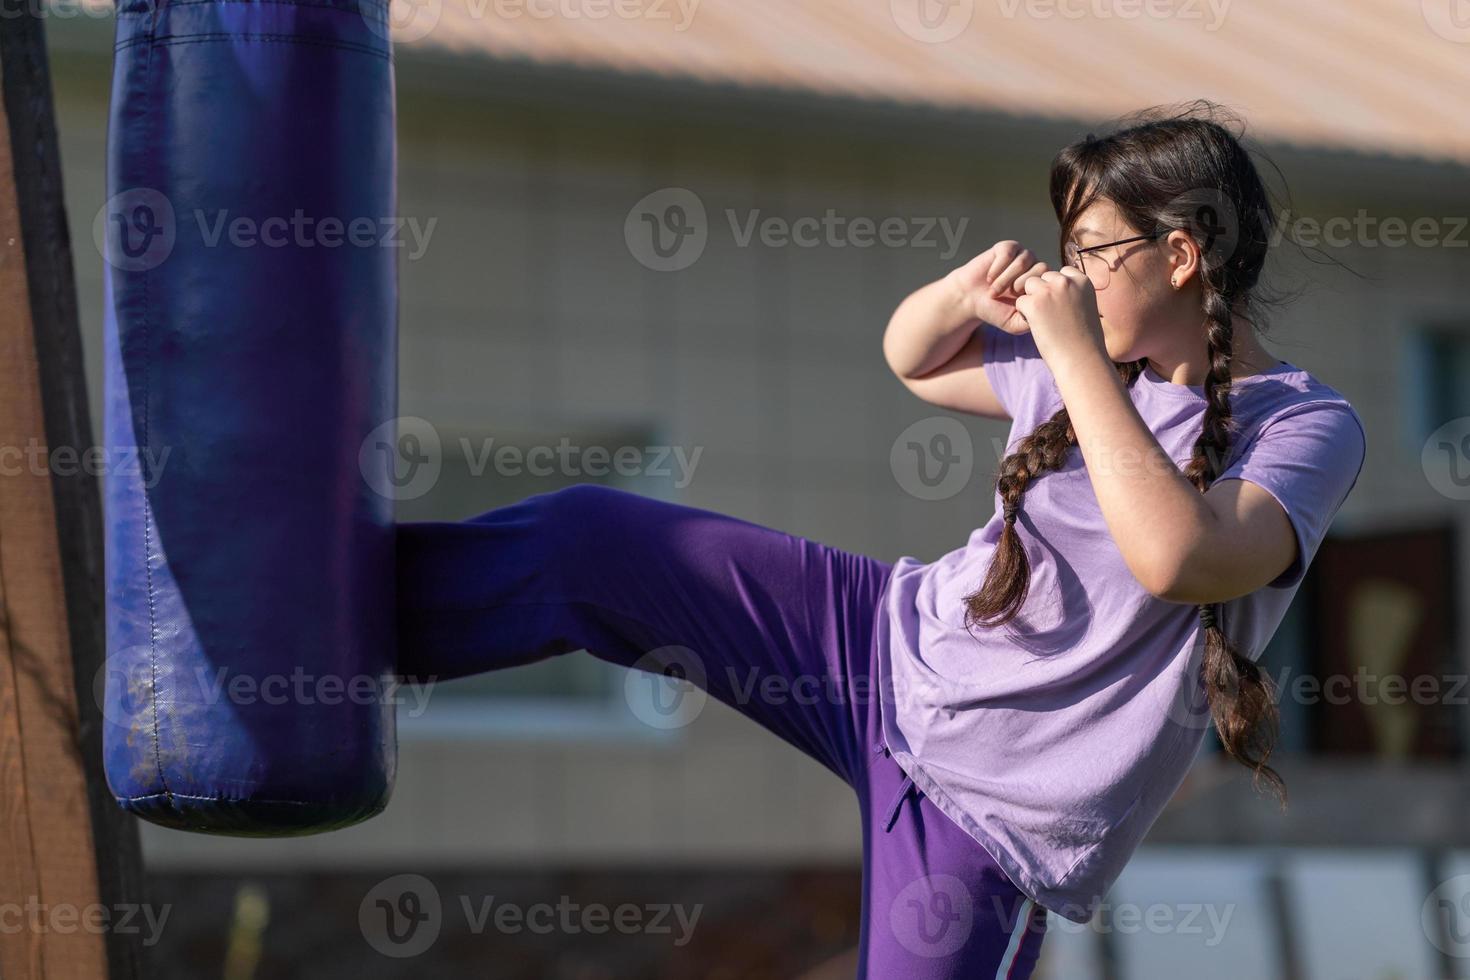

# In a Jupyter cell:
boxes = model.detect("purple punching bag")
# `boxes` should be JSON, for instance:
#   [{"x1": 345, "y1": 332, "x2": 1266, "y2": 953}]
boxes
[{"x1": 101, "y1": 0, "x2": 399, "y2": 833}]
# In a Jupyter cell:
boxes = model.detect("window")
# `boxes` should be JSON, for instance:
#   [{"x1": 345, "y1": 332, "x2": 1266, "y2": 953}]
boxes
[{"x1": 1405, "y1": 325, "x2": 1470, "y2": 448}]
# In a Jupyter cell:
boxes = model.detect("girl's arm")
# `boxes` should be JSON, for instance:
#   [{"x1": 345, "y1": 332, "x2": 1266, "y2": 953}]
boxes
[
  {"x1": 882, "y1": 241, "x2": 1048, "y2": 420},
  {"x1": 1016, "y1": 268, "x2": 1299, "y2": 603},
  {"x1": 1047, "y1": 335, "x2": 1297, "y2": 601}
]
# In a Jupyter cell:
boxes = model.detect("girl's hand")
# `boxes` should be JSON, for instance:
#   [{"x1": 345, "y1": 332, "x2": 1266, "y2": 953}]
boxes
[
  {"x1": 947, "y1": 241, "x2": 1050, "y2": 335},
  {"x1": 1014, "y1": 266, "x2": 1108, "y2": 367}
]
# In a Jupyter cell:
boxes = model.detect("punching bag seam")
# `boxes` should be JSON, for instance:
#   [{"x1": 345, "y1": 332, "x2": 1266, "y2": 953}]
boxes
[
  {"x1": 120, "y1": 791, "x2": 324, "y2": 806},
  {"x1": 124, "y1": 35, "x2": 393, "y2": 61},
  {"x1": 121, "y1": 0, "x2": 378, "y2": 10},
  {"x1": 137, "y1": 29, "x2": 173, "y2": 817}
]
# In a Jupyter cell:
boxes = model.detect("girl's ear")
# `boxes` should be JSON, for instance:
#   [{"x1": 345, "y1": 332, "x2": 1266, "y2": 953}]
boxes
[{"x1": 1164, "y1": 229, "x2": 1202, "y2": 288}]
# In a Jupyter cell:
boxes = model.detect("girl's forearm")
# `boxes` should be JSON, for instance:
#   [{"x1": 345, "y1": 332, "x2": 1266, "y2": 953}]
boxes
[
  {"x1": 1044, "y1": 344, "x2": 1219, "y2": 599},
  {"x1": 882, "y1": 271, "x2": 979, "y2": 379}
]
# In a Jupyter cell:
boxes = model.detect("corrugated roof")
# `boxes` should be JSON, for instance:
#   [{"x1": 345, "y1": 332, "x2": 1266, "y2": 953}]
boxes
[{"x1": 397, "y1": 0, "x2": 1470, "y2": 165}]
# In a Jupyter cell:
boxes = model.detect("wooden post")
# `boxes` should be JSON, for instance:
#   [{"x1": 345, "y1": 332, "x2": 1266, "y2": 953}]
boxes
[{"x1": 0, "y1": 9, "x2": 148, "y2": 980}]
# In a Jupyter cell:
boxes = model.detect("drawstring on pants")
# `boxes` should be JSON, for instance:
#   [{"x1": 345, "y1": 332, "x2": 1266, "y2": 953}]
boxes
[{"x1": 875, "y1": 743, "x2": 919, "y2": 833}]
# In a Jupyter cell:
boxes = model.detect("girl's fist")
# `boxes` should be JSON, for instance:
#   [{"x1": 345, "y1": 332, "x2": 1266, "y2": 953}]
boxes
[{"x1": 947, "y1": 241, "x2": 1050, "y2": 335}]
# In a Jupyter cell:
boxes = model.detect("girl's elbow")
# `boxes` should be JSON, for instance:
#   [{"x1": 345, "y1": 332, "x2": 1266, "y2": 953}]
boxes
[{"x1": 1133, "y1": 549, "x2": 1199, "y2": 603}]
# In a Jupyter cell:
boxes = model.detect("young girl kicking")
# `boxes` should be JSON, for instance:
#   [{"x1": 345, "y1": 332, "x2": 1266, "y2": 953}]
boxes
[{"x1": 396, "y1": 102, "x2": 1366, "y2": 978}]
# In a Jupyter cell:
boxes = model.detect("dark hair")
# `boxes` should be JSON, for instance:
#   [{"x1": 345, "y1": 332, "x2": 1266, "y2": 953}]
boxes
[{"x1": 962, "y1": 99, "x2": 1289, "y2": 808}]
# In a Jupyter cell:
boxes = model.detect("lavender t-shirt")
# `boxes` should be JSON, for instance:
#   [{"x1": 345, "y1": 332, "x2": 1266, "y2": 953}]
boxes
[{"x1": 875, "y1": 322, "x2": 1367, "y2": 924}]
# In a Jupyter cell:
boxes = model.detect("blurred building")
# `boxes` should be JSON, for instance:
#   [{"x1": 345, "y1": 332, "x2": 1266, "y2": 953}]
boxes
[{"x1": 48, "y1": 0, "x2": 1470, "y2": 976}]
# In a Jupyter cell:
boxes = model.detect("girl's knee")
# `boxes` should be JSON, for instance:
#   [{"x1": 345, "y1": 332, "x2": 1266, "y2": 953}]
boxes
[{"x1": 539, "y1": 483, "x2": 656, "y2": 546}]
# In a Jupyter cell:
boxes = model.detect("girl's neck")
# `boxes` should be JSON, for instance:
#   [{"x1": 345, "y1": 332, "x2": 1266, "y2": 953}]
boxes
[{"x1": 1148, "y1": 322, "x2": 1279, "y2": 386}]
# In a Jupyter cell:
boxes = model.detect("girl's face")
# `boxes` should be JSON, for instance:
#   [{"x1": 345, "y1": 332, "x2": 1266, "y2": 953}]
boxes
[{"x1": 1065, "y1": 197, "x2": 1196, "y2": 364}]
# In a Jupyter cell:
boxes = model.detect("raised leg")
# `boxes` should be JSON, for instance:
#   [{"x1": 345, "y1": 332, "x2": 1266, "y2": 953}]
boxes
[{"x1": 396, "y1": 483, "x2": 894, "y2": 787}]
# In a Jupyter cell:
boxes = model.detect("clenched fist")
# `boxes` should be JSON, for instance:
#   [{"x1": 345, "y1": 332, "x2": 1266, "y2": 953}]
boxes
[{"x1": 946, "y1": 241, "x2": 1050, "y2": 335}]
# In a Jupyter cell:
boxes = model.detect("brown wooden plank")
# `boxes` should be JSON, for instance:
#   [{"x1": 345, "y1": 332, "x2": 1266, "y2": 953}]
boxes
[
  {"x1": 0, "y1": 6, "x2": 147, "y2": 978},
  {"x1": 0, "y1": 85, "x2": 108, "y2": 980}
]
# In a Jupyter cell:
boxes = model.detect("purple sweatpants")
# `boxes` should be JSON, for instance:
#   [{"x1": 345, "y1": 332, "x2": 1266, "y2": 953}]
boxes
[{"x1": 397, "y1": 484, "x2": 1049, "y2": 978}]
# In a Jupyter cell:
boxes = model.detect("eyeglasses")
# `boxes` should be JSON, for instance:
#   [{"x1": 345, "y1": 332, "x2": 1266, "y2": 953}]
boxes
[{"x1": 1063, "y1": 230, "x2": 1167, "y2": 289}]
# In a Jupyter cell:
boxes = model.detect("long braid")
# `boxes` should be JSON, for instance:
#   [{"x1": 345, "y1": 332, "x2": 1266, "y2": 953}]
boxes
[
  {"x1": 963, "y1": 360, "x2": 1144, "y2": 631},
  {"x1": 972, "y1": 100, "x2": 1295, "y2": 805},
  {"x1": 1188, "y1": 287, "x2": 1287, "y2": 807}
]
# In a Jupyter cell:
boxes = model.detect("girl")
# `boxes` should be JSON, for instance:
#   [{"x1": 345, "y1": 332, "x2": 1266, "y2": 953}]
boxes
[{"x1": 396, "y1": 102, "x2": 1366, "y2": 978}]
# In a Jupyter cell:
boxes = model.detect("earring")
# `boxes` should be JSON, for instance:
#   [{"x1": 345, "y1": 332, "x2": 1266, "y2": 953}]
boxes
[{"x1": 1171, "y1": 277, "x2": 1180, "y2": 289}]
